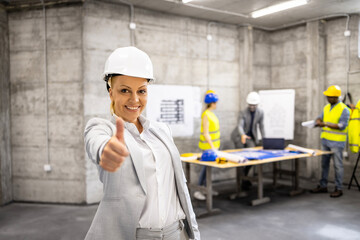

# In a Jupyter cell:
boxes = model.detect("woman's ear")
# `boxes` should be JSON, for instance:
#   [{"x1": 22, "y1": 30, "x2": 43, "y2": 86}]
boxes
[{"x1": 109, "y1": 87, "x2": 113, "y2": 101}]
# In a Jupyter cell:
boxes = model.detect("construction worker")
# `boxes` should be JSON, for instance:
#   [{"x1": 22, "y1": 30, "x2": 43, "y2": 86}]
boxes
[
  {"x1": 348, "y1": 100, "x2": 360, "y2": 153},
  {"x1": 311, "y1": 85, "x2": 350, "y2": 198},
  {"x1": 194, "y1": 90, "x2": 220, "y2": 201},
  {"x1": 231, "y1": 91, "x2": 265, "y2": 190}
]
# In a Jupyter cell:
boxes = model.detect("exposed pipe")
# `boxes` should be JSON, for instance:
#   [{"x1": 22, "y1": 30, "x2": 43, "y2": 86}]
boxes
[
  {"x1": 168, "y1": 0, "x2": 356, "y2": 32},
  {"x1": 184, "y1": 2, "x2": 249, "y2": 19},
  {"x1": 6, "y1": 0, "x2": 83, "y2": 11},
  {"x1": 342, "y1": 15, "x2": 360, "y2": 96},
  {"x1": 41, "y1": 0, "x2": 50, "y2": 167},
  {"x1": 349, "y1": 70, "x2": 360, "y2": 74},
  {"x1": 162, "y1": 0, "x2": 249, "y2": 18},
  {"x1": 102, "y1": 0, "x2": 135, "y2": 46},
  {"x1": 345, "y1": 15, "x2": 350, "y2": 96},
  {"x1": 250, "y1": 13, "x2": 352, "y2": 31},
  {"x1": 206, "y1": 22, "x2": 216, "y2": 90}
]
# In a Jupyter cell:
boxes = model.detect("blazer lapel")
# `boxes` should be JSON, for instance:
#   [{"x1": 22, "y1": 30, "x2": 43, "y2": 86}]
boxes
[{"x1": 123, "y1": 129, "x2": 147, "y2": 195}]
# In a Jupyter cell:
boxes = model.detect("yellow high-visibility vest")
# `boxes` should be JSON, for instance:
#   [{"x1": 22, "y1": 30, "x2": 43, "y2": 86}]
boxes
[
  {"x1": 321, "y1": 102, "x2": 349, "y2": 142},
  {"x1": 199, "y1": 109, "x2": 220, "y2": 150},
  {"x1": 349, "y1": 100, "x2": 360, "y2": 153}
]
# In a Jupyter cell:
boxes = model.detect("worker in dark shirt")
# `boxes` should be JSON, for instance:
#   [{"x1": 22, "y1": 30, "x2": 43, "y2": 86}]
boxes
[{"x1": 231, "y1": 92, "x2": 265, "y2": 189}]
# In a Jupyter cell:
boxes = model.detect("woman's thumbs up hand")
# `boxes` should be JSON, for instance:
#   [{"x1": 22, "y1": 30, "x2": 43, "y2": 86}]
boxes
[{"x1": 100, "y1": 118, "x2": 129, "y2": 172}]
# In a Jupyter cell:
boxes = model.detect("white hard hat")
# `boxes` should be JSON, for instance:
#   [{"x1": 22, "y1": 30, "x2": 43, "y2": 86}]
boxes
[
  {"x1": 103, "y1": 46, "x2": 154, "y2": 80},
  {"x1": 246, "y1": 92, "x2": 260, "y2": 105}
]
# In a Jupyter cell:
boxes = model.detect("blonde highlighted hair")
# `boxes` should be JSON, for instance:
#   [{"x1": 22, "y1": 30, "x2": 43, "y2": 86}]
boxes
[{"x1": 108, "y1": 76, "x2": 115, "y2": 115}]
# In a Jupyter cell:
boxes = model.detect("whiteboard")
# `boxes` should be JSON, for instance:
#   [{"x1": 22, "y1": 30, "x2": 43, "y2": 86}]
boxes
[
  {"x1": 146, "y1": 85, "x2": 200, "y2": 137},
  {"x1": 258, "y1": 89, "x2": 295, "y2": 140}
]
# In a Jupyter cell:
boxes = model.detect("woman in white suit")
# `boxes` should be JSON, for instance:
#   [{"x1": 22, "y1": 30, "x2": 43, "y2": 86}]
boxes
[{"x1": 84, "y1": 47, "x2": 200, "y2": 240}]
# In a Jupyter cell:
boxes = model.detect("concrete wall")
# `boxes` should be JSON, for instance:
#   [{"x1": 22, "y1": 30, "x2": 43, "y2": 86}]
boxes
[
  {"x1": 82, "y1": 1, "x2": 242, "y2": 198},
  {"x1": 269, "y1": 25, "x2": 308, "y2": 146},
  {"x1": 4, "y1": 0, "x2": 360, "y2": 203},
  {"x1": 8, "y1": 5, "x2": 85, "y2": 203},
  {"x1": 253, "y1": 29, "x2": 271, "y2": 92},
  {"x1": 0, "y1": 5, "x2": 12, "y2": 205}
]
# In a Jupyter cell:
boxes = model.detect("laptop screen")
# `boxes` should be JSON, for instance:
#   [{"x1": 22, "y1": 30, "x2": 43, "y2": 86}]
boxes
[{"x1": 262, "y1": 138, "x2": 285, "y2": 150}]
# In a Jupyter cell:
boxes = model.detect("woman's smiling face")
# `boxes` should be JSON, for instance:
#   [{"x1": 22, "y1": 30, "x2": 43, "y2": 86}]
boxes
[{"x1": 109, "y1": 75, "x2": 148, "y2": 124}]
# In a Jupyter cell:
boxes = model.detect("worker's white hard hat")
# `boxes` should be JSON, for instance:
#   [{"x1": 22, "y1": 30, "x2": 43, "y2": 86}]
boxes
[
  {"x1": 246, "y1": 92, "x2": 260, "y2": 105},
  {"x1": 103, "y1": 46, "x2": 154, "y2": 80}
]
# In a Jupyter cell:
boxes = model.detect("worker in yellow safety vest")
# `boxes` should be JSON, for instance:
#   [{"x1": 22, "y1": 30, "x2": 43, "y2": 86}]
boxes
[
  {"x1": 311, "y1": 85, "x2": 350, "y2": 198},
  {"x1": 194, "y1": 90, "x2": 220, "y2": 201},
  {"x1": 348, "y1": 100, "x2": 360, "y2": 153}
]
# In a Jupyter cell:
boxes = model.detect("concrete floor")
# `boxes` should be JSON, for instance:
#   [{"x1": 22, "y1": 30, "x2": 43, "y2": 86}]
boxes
[{"x1": 1, "y1": 180, "x2": 360, "y2": 240}]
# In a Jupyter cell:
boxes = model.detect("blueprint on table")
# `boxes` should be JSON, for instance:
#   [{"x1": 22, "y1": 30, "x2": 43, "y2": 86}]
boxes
[{"x1": 230, "y1": 150, "x2": 301, "y2": 160}]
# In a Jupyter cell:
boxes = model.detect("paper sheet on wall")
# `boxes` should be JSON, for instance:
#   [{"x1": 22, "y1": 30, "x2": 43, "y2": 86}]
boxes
[
  {"x1": 147, "y1": 85, "x2": 199, "y2": 137},
  {"x1": 259, "y1": 89, "x2": 295, "y2": 140}
]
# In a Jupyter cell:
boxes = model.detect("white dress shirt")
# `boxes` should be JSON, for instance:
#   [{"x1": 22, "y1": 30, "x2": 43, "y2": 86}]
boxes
[{"x1": 123, "y1": 115, "x2": 185, "y2": 229}]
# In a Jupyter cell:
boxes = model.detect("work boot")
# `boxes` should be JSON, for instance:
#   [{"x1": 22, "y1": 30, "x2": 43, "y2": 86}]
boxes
[
  {"x1": 310, "y1": 185, "x2": 328, "y2": 193},
  {"x1": 194, "y1": 191, "x2": 206, "y2": 201},
  {"x1": 330, "y1": 188, "x2": 343, "y2": 198}
]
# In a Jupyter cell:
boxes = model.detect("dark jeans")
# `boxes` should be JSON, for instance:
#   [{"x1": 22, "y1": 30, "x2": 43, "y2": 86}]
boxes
[{"x1": 198, "y1": 167, "x2": 206, "y2": 186}]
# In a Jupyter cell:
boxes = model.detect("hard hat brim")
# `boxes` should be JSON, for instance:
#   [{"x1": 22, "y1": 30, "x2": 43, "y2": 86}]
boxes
[
  {"x1": 102, "y1": 73, "x2": 155, "y2": 83},
  {"x1": 323, "y1": 90, "x2": 340, "y2": 97}
]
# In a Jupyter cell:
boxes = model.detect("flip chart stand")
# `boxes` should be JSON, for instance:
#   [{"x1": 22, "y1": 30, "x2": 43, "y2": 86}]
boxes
[{"x1": 348, "y1": 153, "x2": 360, "y2": 191}]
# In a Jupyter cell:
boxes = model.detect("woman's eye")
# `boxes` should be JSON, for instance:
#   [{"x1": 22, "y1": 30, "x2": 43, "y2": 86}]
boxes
[
  {"x1": 139, "y1": 89, "x2": 147, "y2": 94},
  {"x1": 120, "y1": 89, "x2": 129, "y2": 93}
]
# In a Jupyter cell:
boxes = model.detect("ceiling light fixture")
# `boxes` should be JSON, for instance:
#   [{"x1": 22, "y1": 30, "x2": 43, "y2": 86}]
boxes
[
  {"x1": 182, "y1": 0, "x2": 193, "y2": 3},
  {"x1": 251, "y1": 0, "x2": 309, "y2": 18}
]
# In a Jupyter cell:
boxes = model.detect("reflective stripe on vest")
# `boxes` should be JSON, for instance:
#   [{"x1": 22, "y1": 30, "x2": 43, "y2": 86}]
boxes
[
  {"x1": 198, "y1": 109, "x2": 220, "y2": 150},
  {"x1": 348, "y1": 102, "x2": 360, "y2": 153},
  {"x1": 320, "y1": 102, "x2": 349, "y2": 142}
]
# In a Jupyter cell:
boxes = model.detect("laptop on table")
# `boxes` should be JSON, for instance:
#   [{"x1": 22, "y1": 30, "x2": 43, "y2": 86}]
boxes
[{"x1": 262, "y1": 138, "x2": 285, "y2": 150}]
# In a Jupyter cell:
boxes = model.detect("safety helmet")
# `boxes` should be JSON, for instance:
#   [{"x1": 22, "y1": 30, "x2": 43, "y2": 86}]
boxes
[
  {"x1": 323, "y1": 85, "x2": 341, "y2": 97},
  {"x1": 201, "y1": 150, "x2": 218, "y2": 161},
  {"x1": 246, "y1": 92, "x2": 260, "y2": 105},
  {"x1": 103, "y1": 46, "x2": 154, "y2": 81},
  {"x1": 204, "y1": 90, "x2": 219, "y2": 104}
]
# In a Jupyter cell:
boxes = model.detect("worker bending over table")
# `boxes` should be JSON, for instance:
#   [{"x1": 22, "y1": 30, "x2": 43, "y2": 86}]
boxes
[{"x1": 231, "y1": 91, "x2": 265, "y2": 190}]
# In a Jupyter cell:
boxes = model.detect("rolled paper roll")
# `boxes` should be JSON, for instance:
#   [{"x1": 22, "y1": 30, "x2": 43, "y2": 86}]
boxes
[
  {"x1": 301, "y1": 120, "x2": 316, "y2": 128},
  {"x1": 287, "y1": 144, "x2": 316, "y2": 156},
  {"x1": 215, "y1": 150, "x2": 248, "y2": 163},
  {"x1": 180, "y1": 153, "x2": 198, "y2": 161}
]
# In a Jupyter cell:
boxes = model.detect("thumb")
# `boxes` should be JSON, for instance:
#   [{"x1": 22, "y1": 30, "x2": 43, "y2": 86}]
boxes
[{"x1": 115, "y1": 118, "x2": 125, "y2": 142}]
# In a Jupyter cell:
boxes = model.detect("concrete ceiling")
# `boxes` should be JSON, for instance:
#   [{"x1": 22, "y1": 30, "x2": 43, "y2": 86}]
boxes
[{"x1": 127, "y1": 0, "x2": 360, "y2": 30}]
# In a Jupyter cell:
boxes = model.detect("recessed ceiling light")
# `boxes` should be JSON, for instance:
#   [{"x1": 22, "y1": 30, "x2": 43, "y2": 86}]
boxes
[
  {"x1": 182, "y1": 0, "x2": 193, "y2": 3},
  {"x1": 251, "y1": 0, "x2": 309, "y2": 18}
]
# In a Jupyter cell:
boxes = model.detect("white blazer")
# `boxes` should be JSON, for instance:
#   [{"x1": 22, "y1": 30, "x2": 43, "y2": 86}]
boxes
[{"x1": 84, "y1": 117, "x2": 200, "y2": 240}]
